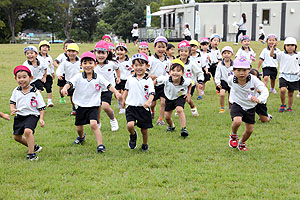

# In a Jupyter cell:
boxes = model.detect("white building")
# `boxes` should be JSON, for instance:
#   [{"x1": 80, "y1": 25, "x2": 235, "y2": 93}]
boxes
[{"x1": 151, "y1": 1, "x2": 300, "y2": 41}]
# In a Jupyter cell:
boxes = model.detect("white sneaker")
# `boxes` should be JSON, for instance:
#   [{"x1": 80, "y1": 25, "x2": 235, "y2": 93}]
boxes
[
  {"x1": 233, "y1": 43, "x2": 238, "y2": 45},
  {"x1": 297, "y1": 92, "x2": 300, "y2": 98},
  {"x1": 47, "y1": 99, "x2": 54, "y2": 107},
  {"x1": 119, "y1": 108, "x2": 125, "y2": 114},
  {"x1": 201, "y1": 91, "x2": 205, "y2": 95},
  {"x1": 98, "y1": 122, "x2": 101, "y2": 129},
  {"x1": 110, "y1": 118, "x2": 119, "y2": 131},
  {"x1": 191, "y1": 107, "x2": 199, "y2": 117},
  {"x1": 271, "y1": 88, "x2": 277, "y2": 94},
  {"x1": 117, "y1": 101, "x2": 121, "y2": 109}
]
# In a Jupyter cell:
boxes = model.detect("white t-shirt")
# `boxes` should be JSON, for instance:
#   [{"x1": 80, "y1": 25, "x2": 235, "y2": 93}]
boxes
[
  {"x1": 55, "y1": 53, "x2": 68, "y2": 64},
  {"x1": 274, "y1": 51, "x2": 300, "y2": 82},
  {"x1": 215, "y1": 60, "x2": 234, "y2": 86},
  {"x1": 228, "y1": 74, "x2": 269, "y2": 110},
  {"x1": 125, "y1": 74, "x2": 155, "y2": 106},
  {"x1": 131, "y1": 29, "x2": 139, "y2": 37},
  {"x1": 237, "y1": 17, "x2": 247, "y2": 31},
  {"x1": 235, "y1": 47, "x2": 256, "y2": 64},
  {"x1": 68, "y1": 72, "x2": 111, "y2": 107},
  {"x1": 94, "y1": 60, "x2": 119, "y2": 91},
  {"x1": 149, "y1": 54, "x2": 171, "y2": 85},
  {"x1": 182, "y1": 58, "x2": 204, "y2": 84},
  {"x1": 117, "y1": 56, "x2": 133, "y2": 80},
  {"x1": 10, "y1": 86, "x2": 46, "y2": 116},
  {"x1": 56, "y1": 58, "x2": 81, "y2": 81},
  {"x1": 183, "y1": 28, "x2": 191, "y2": 36},
  {"x1": 199, "y1": 50, "x2": 211, "y2": 69},
  {"x1": 37, "y1": 53, "x2": 54, "y2": 75},
  {"x1": 23, "y1": 59, "x2": 47, "y2": 83},
  {"x1": 209, "y1": 48, "x2": 222, "y2": 64},
  {"x1": 259, "y1": 47, "x2": 280, "y2": 68},
  {"x1": 259, "y1": 29, "x2": 265, "y2": 36},
  {"x1": 156, "y1": 75, "x2": 192, "y2": 100}
]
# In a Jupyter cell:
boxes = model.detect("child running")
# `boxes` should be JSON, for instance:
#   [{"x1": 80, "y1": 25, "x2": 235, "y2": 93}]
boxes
[
  {"x1": 61, "y1": 52, "x2": 121, "y2": 152},
  {"x1": 270, "y1": 37, "x2": 300, "y2": 112},
  {"x1": 177, "y1": 40, "x2": 204, "y2": 117},
  {"x1": 10, "y1": 65, "x2": 45, "y2": 160},
  {"x1": 122, "y1": 53, "x2": 155, "y2": 151},
  {"x1": 258, "y1": 24, "x2": 265, "y2": 44},
  {"x1": 215, "y1": 46, "x2": 234, "y2": 113},
  {"x1": 115, "y1": 43, "x2": 132, "y2": 114},
  {"x1": 228, "y1": 57, "x2": 269, "y2": 151},
  {"x1": 199, "y1": 37, "x2": 212, "y2": 96},
  {"x1": 235, "y1": 35, "x2": 256, "y2": 65},
  {"x1": 209, "y1": 34, "x2": 222, "y2": 84},
  {"x1": 37, "y1": 40, "x2": 55, "y2": 107},
  {"x1": 155, "y1": 59, "x2": 192, "y2": 137},
  {"x1": 93, "y1": 40, "x2": 120, "y2": 131},
  {"x1": 257, "y1": 34, "x2": 280, "y2": 94},
  {"x1": 166, "y1": 43, "x2": 175, "y2": 61},
  {"x1": 0, "y1": 111, "x2": 10, "y2": 120},
  {"x1": 139, "y1": 41, "x2": 151, "y2": 56},
  {"x1": 56, "y1": 43, "x2": 81, "y2": 115}
]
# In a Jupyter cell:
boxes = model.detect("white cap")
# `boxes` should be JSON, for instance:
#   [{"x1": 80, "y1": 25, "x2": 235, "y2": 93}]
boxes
[
  {"x1": 284, "y1": 37, "x2": 297, "y2": 45},
  {"x1": 259, "y1": 24, "x2": 264, "y2": 28}
]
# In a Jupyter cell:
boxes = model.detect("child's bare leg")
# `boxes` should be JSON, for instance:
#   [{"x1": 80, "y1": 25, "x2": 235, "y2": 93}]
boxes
[
  {"x1": 176, "y1": 106, "x2": 186, "y2": 128},
  {"x1": 13, "y1": 135, "x2": 28, "y2": 146},
  {"x1": 259, "y1": 114, "x2": 270, "y2": 123},
  {"x1": 59, "y1": 86, "x2": 64, "y2": 97},
  {"x1": 196, "y1": 83, "x2": 201, "y2": 96},
  {"x1": 47, "y1": 93, "x2": 52, "y2": 100},
  {"x1": 280, "y1": 87, "x2": 287, "y2": 105},
  {"x1": 141, "y1": 128, "x2": 148, "y2": 144},
  {"x1": 240, "y1": 123, "x2": 254, "y2": 143},
  {"x1": 70, "y1": 96, "x2": 75, "y2": 107},
  {"x1": 76, "y1": 125, "x2": 84, "y2": 138},
  {"x1": 263, "y1": 76, "x2": 269, "y2": 87},
  {"x1": 150, "y1": 100, "x2": 156, "y2": 113},
  {"x1": 98, "y1": 107, "x2": 102, "y2": 122},
  {"x1": 127, "y1": 121, "x2": 135, "y2": 134},
  {"x1": 102, "y1": 102, "x2": 115, "y2": 120},
  {"x1": 90, "y1": 120, "x2": 102, "y2": 145},
  {"x1": 158, "y1": 97, "x2": 165, "y2": 120},
  {"x1": 231, "y1": 116, "x2": 242, "y2": 134},
  {"x1": 24, "y1": 128, "x2": 35, "y2": 154},
  {"x1": 270, "y1": 79, "x2": 275, "y2": 89},
  {"x1": 165, "y1": 110, "x2": 173, "y2": 127},
  {"x1": 202, "y1": 82, "x2": 206, "y2": 92},
  {"x1": 287, "y1": 90, "x2": 294, "y2": 108},
  {"x1": 188, "y1": 98, "x2": 195, "y2": 109},
  {"x1": 220, "y1": 89, "x2": 226, "y2": 108}
]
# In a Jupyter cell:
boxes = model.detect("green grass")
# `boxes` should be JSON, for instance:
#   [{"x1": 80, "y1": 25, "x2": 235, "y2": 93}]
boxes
[{"x1": 1, "y1": 42, "x2": 300, "y2": 199}]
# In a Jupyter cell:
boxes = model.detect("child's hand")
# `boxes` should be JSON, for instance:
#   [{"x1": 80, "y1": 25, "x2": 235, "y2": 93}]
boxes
[
  {"x1": 40, "y1": 119, "x2": 45, "y2": 127},
  {"x1": 42, "y1": 77, "x2": 46, "y2": 83},
  {"x1": 184, "y1": 93, "x2": 191, "y2": 102},
  {"x1": 149, "y1": 75, "x2": 157, "y2": 80},
  {"x1": 217, "y1": 85, "x2": 222, "y2": 89},
  {"x1": 116, "y1": 78, "x2": 121, "y2": 84},
  {"x1": 250, "y1": 96, "x2": 260, "y2": 103},
  {"x1": 143, "y1": 101, "x2": 151, "y2": 109},
  {"x1": 116, "y1": 92, "x2": 122, "y2": 101},
  {"x1": 61, "y1": 89, "x2": 68, "y2": 97},
  {"x1": 52, "y1": 73, "x2": 55, "y2": 79},
  {"x1": 11, "y1": 109, "x2": 18, "y2": 116},
  {"x1": 251, "y1": 58, "x2": 256, "y2": 62},
  {"x1": 58, "y1": 75, "x2": 64, "y2": 80},
  {"x1": 2, "y1": 113, "x2": 10, "y2": 120}
]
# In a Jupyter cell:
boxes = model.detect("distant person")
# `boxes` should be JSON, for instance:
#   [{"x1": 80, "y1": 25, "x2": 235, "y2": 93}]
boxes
[
  {"x1": 182, "y1": 23, "x2": 191, "y2": 41},
  {"x1": 258, "y1": 24, "x2": 265, "y2": 44},
  {"x1": 102, "y1": 35, "x2": 112, "y2": 43},
  {"x1": 131, "y1": 23, "x2": 139, "y2": 46},
  {"x1": 166, "y1": 43, "x2": 175, "y2": 61},
  {"x1": 113, "y1": 34, "x2": 118, "y2": 43},
  {"x1": 139, "y1": 42, "x2": 151, "y2": 57},
  {"x1": 235, "y1": 13, "x2": 247, "y2": 45},
  {"x1": 235, "y1": 35, "x2": 256, "y2": 65}
]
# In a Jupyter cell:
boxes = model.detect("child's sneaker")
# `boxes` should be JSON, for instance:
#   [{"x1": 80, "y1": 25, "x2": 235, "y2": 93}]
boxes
[
  {"x1": 270, "y1": 88, "x2": 277, "y2": 94},
  {"x1": 60, "y1": 96, "x2": 66, "y2": 104},
  {"x1": 238, "y1": 142, "x2": 248, "y2": 151},
  {"x1": 229, "y1": 134, "x2": 239, "y2": 148},
  {"x1": 156, "y1": 119, "x2": 166, "y2": 126},
  {"x1": 128, "y1": 132, "x2": 137, "y2": 149},
  {"x1": 166, "y1": 126, "x2": 176, "y2": 132},
  {"x1": 181, "y1": 128, "x2": 189, "y2": 137},
  {"x1": 279, "y1": 104, "x2": 286, "y2": 112},
  {"x1": 98, "y1": 122, "x2": 101, "y2": 129},
  {"x1": 233, "y1": 43, "x2": 238, "y2": 45},
  {"x1": 97, "y1": 144, "x2": 106, "y2": 153},
  {"x1": 34, "y1": 144, "x2": 42, "y2": 153},
  {"x1": 71, "y1": 110, "x2": 76, "y2": 115},
  {"x1": 110, "y1": 118, "x2": 119, "y2": 131},
  {"x1": 119, "y1": 108, "x2": 125, "y2": 114},
  {"x1": 297, "y1": 92, "x2": 300, "y2": 98},
  {"x1": 26, "y1": 153, "x2": 38, "y2": 161},
  {"x1": 117, "y1": 101, "x2": 122, "y2": 109},
  {"x1": 197, "y1": 96, "x2": 202, "y2": 100},
  {"x1": 141, "y1": 144, "x2": 149, "y2": 152},
  {"x1": 216, "y1": 90, "x2": 220, "y2": 94},
  {"x1": 191, "y1": 107, "x2": 199, "y2": 117},
  {"x1": 268, "y1": 114, "x2": 273, "y2": 120},
  {"x1": 219, "y1": 108, "x2": 225, "y2": 113},
  {"x1": 174, "y1": 112, "x2": 178, "y2": 117},
  {"x1": 72, "y1": 133, "x2": 86, "y2": 145},
  {"x1": 47, "y1": 99, "x2": 54, "y2": 107},
  {"x1": 287, "y1": 107, "x2": 292, "y2": 112}
]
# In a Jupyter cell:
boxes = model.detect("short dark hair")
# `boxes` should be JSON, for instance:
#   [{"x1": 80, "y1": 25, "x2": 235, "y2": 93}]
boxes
[
  {"x1": 133, "y1": 58, "x2": 148, "y2": 65},
  {"x1": 116, "y1": 46, "x2": 127, "y2": 52},
  {"x1": 64, "y1": 39, "x2": 74, "y2": 45},
  {"x1": 15, "y1": 70, "x2": 32, "y2": 77},
  {"x1": 170, "y1": 63, "x2": 184, "y2": 72},
  {"x1": 167, "y1": 43, "x2": 175, "y2": 50},
  {"x1": 250, "y1": 68, "x2": 261, "y2": 80}
]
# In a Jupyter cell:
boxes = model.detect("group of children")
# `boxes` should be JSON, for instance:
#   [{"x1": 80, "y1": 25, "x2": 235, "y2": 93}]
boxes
[{"x1": 2, "y1": 32, "x2": 300, "y2": 160}]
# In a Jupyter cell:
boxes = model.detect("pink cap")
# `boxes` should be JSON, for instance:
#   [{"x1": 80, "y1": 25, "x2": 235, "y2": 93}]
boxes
[
  {"x1": 116, "y1": 43, "x2": 128, "y2": 50},
  {"x1": 221, "y1": 46, "x2": 234, "y2": 54},
  {"x1": 241, "y1": 35, "x2": 250, "y2": 41},
  {"x1": 178, "y1": 40, "x2": 190, "y2": 50},
  {"x1": 108, "y1": 43, "x2": 115, "y2": 50},
  {"x1": 200, "y1": 37, "x2": 210, "y2": 44},
  {"x1": 14, "y1": 65, "x2": 32, "y2": 76},
  {"x1": 81, "y1": 51, "x2": 97, "y2": 62},
  {"x1": 102, "y1": 35, "x2": 112, "y2": 41},
  {"x1": 139, "y1": 41, "x2": 149, "y2": 49},
  {"x1": 94, "y1": 40, "x2": 109, "y2": 51},
  {"x1": 233, "y1": 56, "x2": 251, "y2": 69},
  {"x1": 132, "y1": 53, "x2": 149, "y2": 63}
]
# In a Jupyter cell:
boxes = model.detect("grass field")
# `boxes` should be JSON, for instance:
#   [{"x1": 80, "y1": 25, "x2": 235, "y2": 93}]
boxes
[{"x1": 0, "y1": 41, "x2": 300, "y2": 199}]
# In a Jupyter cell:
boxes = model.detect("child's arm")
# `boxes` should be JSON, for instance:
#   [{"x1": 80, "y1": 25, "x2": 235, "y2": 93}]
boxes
[
  {"x1": 257, "y1": 59, "x2": 263, "y2": 71},
  {"x1": 143, "y1": 94, "x2": 154, "y2": 109},
  {"x1": 109, "y1": 85, "x2": 122, "y2": 101},
  {"x1": 121, "y1": 90, "x2": 128, "y2": 108},
  {"x1": 270, "y1": 45, "x2": 275, "y2": 58},
  {"x1": 214, "y1": 65, "x2": 221, "y2": 87},
  {"x1": 61, "y1": 83, "x2": 71, "y2": 96},
  {"x1": 251, "y1": 79, "x2": 269, "y2": 103},
  {"x1": 0, "y1": 111, "x2": 10, "y2": 120},
  {"x1": 10, "y1": 103, "x2": 18, "y2": 116},
  {"x1": 39, "y1": 110, "x2": 45, "y2": 127},
  {"x1": 115, "y1": 68, "x2": 121, "y2": 84},
  {"x1": 184, "y1": 83, "x2": 192, "y2": 102},
  {"x1": 42, "y1": 69, "x2": 47, "y2": 83}
]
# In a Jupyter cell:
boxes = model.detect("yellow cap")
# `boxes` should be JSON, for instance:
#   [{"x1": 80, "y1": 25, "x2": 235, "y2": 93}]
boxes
[
  {"x1": 67, "y1": 43, "x2": 79, "y2": 52},
  {"x1": 189, "y1": 40, "x2": 199, "y2": 46},
  {"x1": 38, "y1": 40, "x2": 50, "y2": 50},
  {"x1": 171, "y1": 59, "x2": 184, "y2": 69}
]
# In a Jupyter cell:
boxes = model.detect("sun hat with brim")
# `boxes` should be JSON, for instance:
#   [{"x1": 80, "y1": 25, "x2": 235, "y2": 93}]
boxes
[
  {"x1": 14, "y1": 65, "x2": 32, "y2": 76},
  {"x1": 81, "y1": 51, "x2": 97, "y2": 62},
  {"x1": 139, "y1": 41, "x2": 149, "y2": 49},
  {"x1": 154, "y1": 36, "x2": 168, "y2": 45},
  {"x1": 233, "y1": 56, "x2": 251, "y2": 69},
  {"x1": 132, "y1": 53, "x2": 149, "y2": 63},
  {"x1": 24, "y1": 46, "x2": 38, "y2": 54},
  {"x1": 189, "y1": 40, "x2": 199, "y2": 46},
  {"x1": 210, "y1": 34, "x2": 221, "y2": 41},
  {"x1": 199, "y1": 37, "x2": 210, "y2": 44},
  {"x1": 284, "y1": 37, "x2": 297, "y2": 45},
  {"x1": 241, "y1": 35, "x2": 250, "y2": 42},
  {"x1": 102, "y1": 35, "x2": 112, "y2": 41},
  {"x1": 108, "y1": 43, "x2": 115, "y2": 50},
  {"x1": 66, "y1": 43, "x2": 79, "y2": 52},
  {"x1": 171, "y1": 59, "x2": 184, "y2": 69},
  {"x1": 94, "y1": 40, "x2": 109, "y2": 52},
  {"x1": 116, "y1": 43, "x2": 128, "y2": 50},
  {"x1": 266, "y1": 34, "x2": 278, "y2": 41},
  {"x1": 221, "y1": 46, "x2": 234, "y2": 54},
  {"x1": 38, "y1": 40, "x2": 50, "y2": 50}
]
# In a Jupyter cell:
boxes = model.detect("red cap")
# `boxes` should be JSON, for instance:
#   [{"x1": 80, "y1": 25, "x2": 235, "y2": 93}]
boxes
[
  {"x1": 102, "y1": 35, "x2": 112, "y2": 41},
  {"x1": 14, "y1": 65, "x2": 32, "y2": 76}
]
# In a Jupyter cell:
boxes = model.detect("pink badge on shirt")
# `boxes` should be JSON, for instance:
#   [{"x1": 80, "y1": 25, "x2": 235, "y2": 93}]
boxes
[
  {"x1": 30, "y1": 96, "x2": 38, "y2": 107},
  {"x1": 95, "y1": 84, "x2": 101, "y2": 91}
]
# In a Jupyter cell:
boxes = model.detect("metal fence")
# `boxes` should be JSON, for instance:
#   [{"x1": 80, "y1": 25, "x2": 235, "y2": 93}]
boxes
[{"x1": 139, "y1": 28, "x2": 181, "y2": 42}]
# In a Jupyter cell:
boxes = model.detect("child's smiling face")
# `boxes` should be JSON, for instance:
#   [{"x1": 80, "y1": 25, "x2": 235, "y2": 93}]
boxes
[
  {"x1": 25, "y1": 50, "x2": 37, "y2": 63},
  {"x1": 15, "y1": 71, "x2": 32, "y2": 88},
  {"x1": 169, "y1": 65, "x2": 184, "y2": 83},
  {"x1": 179, "y1": 48, "x2": 190, "y2": 60},
  {"x1": 210, "y1": 38, "x2": 220, "y2": 48},
  {"x1": 95, "y1": 51, "x2": 108, "y2": 64},
  {"x1": 81, "y1": 59, "x2": 96, "y2": 74},
  {"x1": 241, "y1": 39, "x2": 250, "y2": 48},
  {"x1": 154, "y1": 42, "x2": 167, "y2": 58},
  {"x1": 67, "y1": 50, "x2": 78, "y2": 60}
]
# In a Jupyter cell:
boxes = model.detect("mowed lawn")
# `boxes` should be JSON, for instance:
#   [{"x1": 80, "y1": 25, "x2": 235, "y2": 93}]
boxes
[{"x1": 0, "y1": 41, "x2": 300, "y2": 199}]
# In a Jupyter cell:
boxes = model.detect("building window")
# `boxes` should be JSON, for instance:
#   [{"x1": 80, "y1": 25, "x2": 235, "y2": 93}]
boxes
[
  {"x1": 173, "y1": 13, "x2": 175, "y2": 28},
  {"x1": 163, "y1": 14, "x2": 167, "y2": 28},
  {"x1": 262, "y1": 9, "x2": 270, "y2": 25}
]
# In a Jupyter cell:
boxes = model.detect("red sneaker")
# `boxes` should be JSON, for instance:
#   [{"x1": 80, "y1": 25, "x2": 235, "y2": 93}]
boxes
[
  {"x1": 238, "y1": 142, "x2": 248, "y2": 151},
  {"x1": 229, "y1": 134, "x2": 239, "y2": 148}
]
